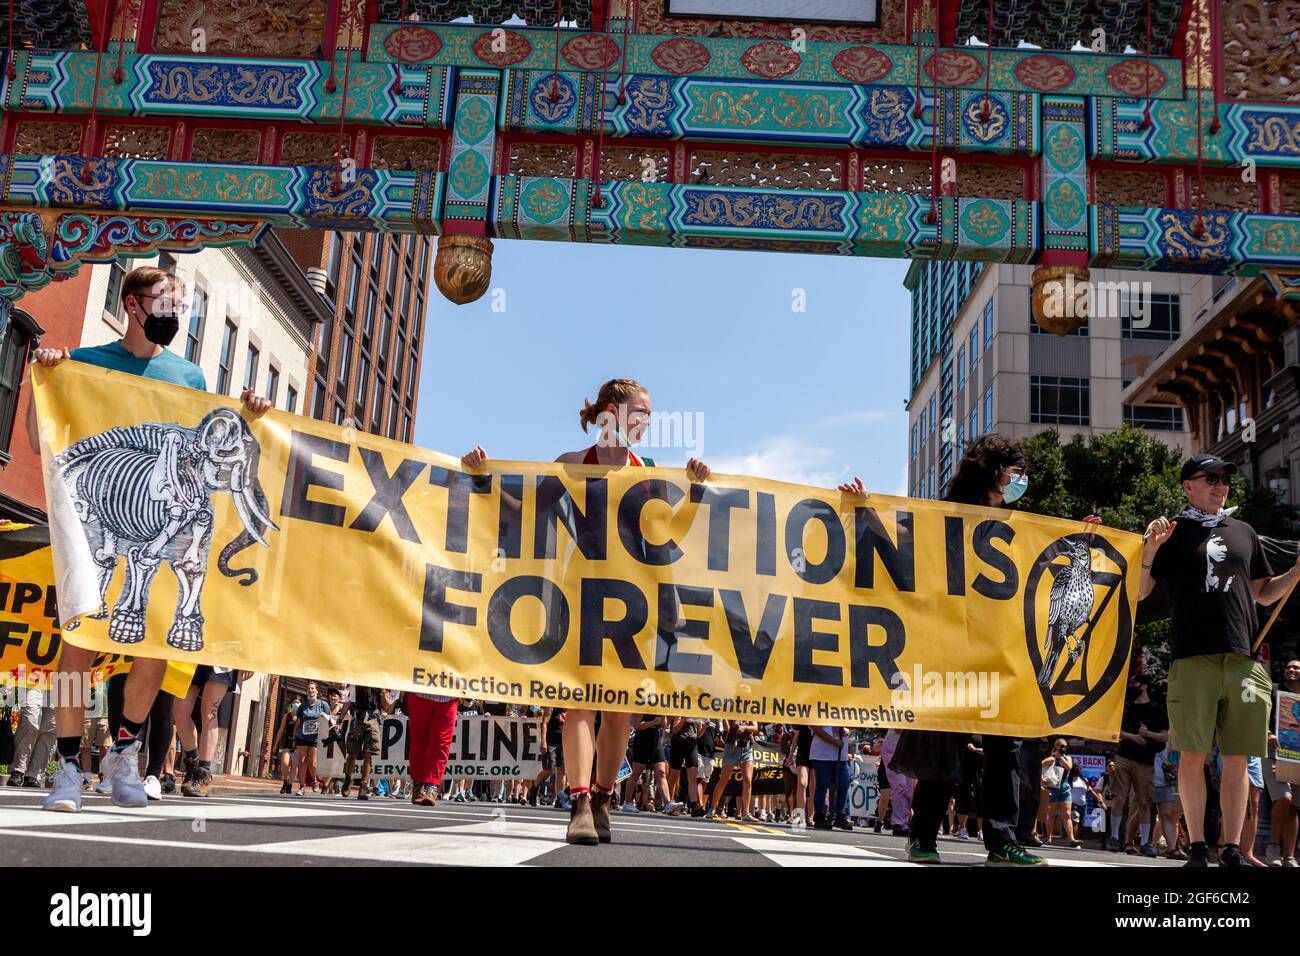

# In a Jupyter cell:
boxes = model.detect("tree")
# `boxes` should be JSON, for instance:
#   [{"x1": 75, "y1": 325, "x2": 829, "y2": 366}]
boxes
[{"x1": 1016, "y1": 425, "x2": 1300, "y2": 678}]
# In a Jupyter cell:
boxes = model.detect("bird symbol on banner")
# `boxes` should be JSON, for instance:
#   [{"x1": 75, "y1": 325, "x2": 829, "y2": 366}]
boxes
[{"x1": 1038, "y1": 537, "x2": 1097, "y2": 688}]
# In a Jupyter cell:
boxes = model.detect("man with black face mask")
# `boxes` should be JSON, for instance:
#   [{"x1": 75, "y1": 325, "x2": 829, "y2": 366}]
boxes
[{"x1": 28, "y1": 266, "x2": 271, "y2": 815}]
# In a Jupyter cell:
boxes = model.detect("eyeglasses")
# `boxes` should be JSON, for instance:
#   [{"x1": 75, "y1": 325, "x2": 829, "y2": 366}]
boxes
[{"x1": 1189, "y1": 474, "x2": 1228, "y2": 487}]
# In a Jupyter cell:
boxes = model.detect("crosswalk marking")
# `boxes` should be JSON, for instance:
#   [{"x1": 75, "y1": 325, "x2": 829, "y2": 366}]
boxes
[
  {"x1": 732, "y1": 837, "x2": 913, "y2": 867},
  {"x1": 248, "y1": 819, "x2": 569, "y2": 866}
]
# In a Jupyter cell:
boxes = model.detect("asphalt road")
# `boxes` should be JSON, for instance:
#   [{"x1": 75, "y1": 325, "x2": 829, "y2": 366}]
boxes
[{"x1": 0, "y1": 787, "x2": 1180, "y2": 868}]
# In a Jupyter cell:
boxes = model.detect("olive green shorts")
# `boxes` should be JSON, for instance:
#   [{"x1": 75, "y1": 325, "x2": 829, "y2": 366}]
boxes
[{"x1": 1167, "y1": 653, "x2": 1272, "y2": 758}]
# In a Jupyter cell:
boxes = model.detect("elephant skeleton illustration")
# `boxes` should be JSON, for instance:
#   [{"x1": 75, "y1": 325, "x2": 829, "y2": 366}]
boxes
[{"x1": 54, "y1": 409, "x2": 278, "y2": 651}]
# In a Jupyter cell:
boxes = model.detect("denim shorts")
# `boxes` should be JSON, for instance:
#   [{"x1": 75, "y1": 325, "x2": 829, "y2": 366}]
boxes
[
  {"x1": 1247, "y1": 755, "x2": 1264, "y2": 790},
  {"x1": 1154, "y1": 784, "x2": 1176, "y2": 804},
  {"x1": 722, "y1": 743, "x2": 753, "y2": 765}
]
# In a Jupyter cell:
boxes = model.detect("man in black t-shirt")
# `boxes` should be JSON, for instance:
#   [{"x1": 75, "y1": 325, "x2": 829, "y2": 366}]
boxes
[
  {"x1": 341, "y1": 685, "x2": 388, "y2": 800},
  {"x1": 1106, "y1": 675, "x2": 1168, "y2": 854},
  {"x1": 1141, "y1": 453, "x2": 1300, "y2": 867}
]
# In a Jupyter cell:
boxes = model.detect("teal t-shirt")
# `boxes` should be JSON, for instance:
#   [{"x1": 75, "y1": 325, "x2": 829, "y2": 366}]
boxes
[{"x1": 69, "y1": 341, "x2": 207, "y2": 392}]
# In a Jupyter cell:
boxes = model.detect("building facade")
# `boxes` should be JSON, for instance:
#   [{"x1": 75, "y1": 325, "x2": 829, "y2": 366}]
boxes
[
  {"x1": 279, "y1": 231, "x2": 432, "y2": 442},
  {"x1": 1124, "y1": 276, "x2": 1299, "y2": 502},
  {"x1": 906, "y1": 261, "x2": 1196, "y2": 500}
]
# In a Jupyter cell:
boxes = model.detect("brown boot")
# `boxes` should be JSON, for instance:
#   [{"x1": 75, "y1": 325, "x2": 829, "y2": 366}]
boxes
[
  {"x1": 566, "y1": 792, "x2": 600, "y2": 845},
  {"x1": 590, "y1": 789, "x2": 613, "y2": 844}
]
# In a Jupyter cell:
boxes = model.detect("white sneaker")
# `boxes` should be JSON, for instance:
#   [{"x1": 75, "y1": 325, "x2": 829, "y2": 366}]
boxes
[
  {"x1": 43, "y1": 759, "x2": 84, "y2": 813},
  {"x1": 101, "y1": 741, "x2": 148, "y2": 808},
  {"x1": 742, "y1": 812, "x2": 761, "y2": 822},
  {"x1": 95, "y1": 776, "x2": 113, "y2": 796},
  {"x1": 662, "y1": 801, "x2": 685, "y2": 816},
  {"x1": 1265, "y1": 844, "x2": 1282, "y2": 866},
  {"x1": 623, "y1": 803, "x2": 641, "y2": 813},
  {"x1": 143, "y1": 775, "x2": 163, "y2": 801}
]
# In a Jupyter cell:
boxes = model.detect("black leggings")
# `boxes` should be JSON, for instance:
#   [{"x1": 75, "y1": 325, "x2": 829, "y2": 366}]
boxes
[
  {"x1": 106, "y1": 674, "x2": 176, "y2": 779},
  {"x1": 911, "y1": 780, "x2": 955, "y2": 851}
]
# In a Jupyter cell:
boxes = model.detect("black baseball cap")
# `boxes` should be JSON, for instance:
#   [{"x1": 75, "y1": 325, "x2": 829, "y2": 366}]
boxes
[{"x1": 1180, "y1": 453, "x2": 1239, "y2": 482}]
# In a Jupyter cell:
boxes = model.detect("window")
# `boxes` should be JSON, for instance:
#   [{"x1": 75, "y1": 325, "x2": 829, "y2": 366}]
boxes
[
  {"x1": 346, "y1": 241, "x2": 363, "y2": 325},
  {"x1": 982, "y1": 300, "x2": 993, "y2": 351},
  {"x1": 333, "y1": 401, "x2": 347, "y2": 426},
  {"x1": 312, "y1": 377, "x2": 327, "y2": 418},
  {"x1": 373, "y1": 373, "x2": 385, "y2": 431},
  {"x1": 378, "y1": 308, "x2": 392, "y2": 366},
  {"x1": 387, "y1": 395, "x2": 399, "y2": 439},
  {"x1": 355, "y1": 353, "x2": 370, "y2": 419},
  {"x1": 363, "y1": 281, "x2": 377, "y2": 347},
  {"x1": 402, "y1": 414, "x2": 412, "y2": 443},
  {"x1": 326, "y1": 233, "x2": 342, "y2": 301},
  {"x1": 287, "y1": 384, "x2": 299, "y2": 414},
  {"x1": 0, "y1": 309, "x2": 41, "y2": 460},
  {"x1": 103, "y1": 259, "x2": 126, "y2": 326},
  {"x1": 266, "y1": 365, "x2": 280, "y2": 406},
  {"x1": 186, "y1": 284, "x2": 207, "y2": 364},
  {"x1": 406, "y1": 351, "x2": 417, "y2": 401},
  {"x1": 967, "y1": 405, "x2": 977, "y2": 440},
  {"x1": 337, "y1": 331, "x2": 353, "y2": 390},
  {"x1": 1121, "y1": 292, "x2": 1181, "y2": 341},
  {"x1": 928, "y1": 463, "x2": 935, "y2": 499},
  {"x1": 243, "y1": 343, "x2": 260, "y2": 392},
  {"x1": 919, "y1": 409, "x2": 928, "y2": 450},
  {"x1": 216, "y1": 320, "x2": 237, "y2": 395},
  {"x1": 910, "y1": 424, "x2": 917, "y2": 460},
  {"x1": 1124, "y1": 404, "x2": 1185, "y2": 431},
  {"x1": 982, "y1": 385, "x2": 993, "y2": 431},
  {"x1": 956, "y1": 423, "x2": 965, "y2": 453},
  {"x1": 158, "y1": 251, "x2": 177, "y2": 274},
  {"x1": 968, "y1": 327, "x2": 978, "y2": 374},
  {"x1": 956, "y1": 346, "x2": 966, "y2": 389},
  {"x1": 1030, "y1": 375, "x2": 1090, "y2": 425}
]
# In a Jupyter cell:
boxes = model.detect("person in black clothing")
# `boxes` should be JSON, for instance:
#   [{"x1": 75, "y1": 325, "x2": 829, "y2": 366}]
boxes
[
  {"x1": 274, "y1": 696, "x2": 301, "y2": 794},
  {"x1": 1105, "y1": 675, "x2": 1168, "y2": 854},
  {"x1": 954, "y1": 735, "x2": 984, "y2": 840},
  {"x1": 1140, "y1": 452, "x2": 1298, "y2": 867},
  {"x1": 846, "y1": 435, "x2": 1100, "y2": 866}
]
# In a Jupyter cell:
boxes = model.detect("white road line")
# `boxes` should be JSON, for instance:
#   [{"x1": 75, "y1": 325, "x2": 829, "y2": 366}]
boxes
[
  {"x1": 246, "y1": 819, "x2": 569, "y2": 866},
  {"x1": 731, "y1": 837, "x2": 915, "y2": 867}
]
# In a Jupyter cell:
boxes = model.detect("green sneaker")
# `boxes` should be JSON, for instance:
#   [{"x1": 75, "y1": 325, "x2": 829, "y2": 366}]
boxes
[
  {"x1": 907, "y1": 841, "x2": 942, "y2": 864},
  {"x1": 987, "y1": 844, "x2": 1049, "y2": 867}
]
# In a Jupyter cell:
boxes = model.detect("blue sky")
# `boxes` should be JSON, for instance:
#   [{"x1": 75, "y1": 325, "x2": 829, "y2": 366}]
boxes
[{"x1": 414, "y1": 238, "x2": 912, "y2": 496}]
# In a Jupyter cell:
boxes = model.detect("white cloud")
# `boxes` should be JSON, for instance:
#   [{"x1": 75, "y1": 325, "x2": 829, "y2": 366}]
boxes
[{"x1": 708, "y1": 435, "x2": 848, "y2": 489}]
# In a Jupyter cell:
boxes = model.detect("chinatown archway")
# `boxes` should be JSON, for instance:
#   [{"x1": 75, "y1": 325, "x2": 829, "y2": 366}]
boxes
[{"x1": 1, "y1": 0, "x2": 1299, "y2": 333}]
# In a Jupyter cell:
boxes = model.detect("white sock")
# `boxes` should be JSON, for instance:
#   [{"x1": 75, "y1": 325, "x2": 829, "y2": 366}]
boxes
[
  {"x1": 1110, "y1": 815, "x2": 1123, "y2": 840},
  {"x1": 1139, "y1": 823, "x2": 1151, "y2": 845}
]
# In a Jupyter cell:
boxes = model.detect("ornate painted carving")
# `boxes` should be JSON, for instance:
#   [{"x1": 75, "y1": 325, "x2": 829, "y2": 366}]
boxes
[
  {"x1": 651, "y1": 38, "x2": 712, "y2": 76},
  {"x1": 155, "y1": 0, "x2": 326, "y2": 57},
  {"x1": 832, "y1": 47, "x2": 893, "y2": 84},
  {"x1": 377, "y1": 0, "x2": 593, "y2": 30},
  {"x1": 12, "y1": 121, "x2": 82, "y2": 156},
  {"x1": 958, "y1": 164, "x2": 1024, "y2": 200},
  {"x1": 689, "y1": 150, "x2": 841, "y2": 192},
  {"x1": 509, "y1": 143, "x2": 579, "y2": 179},
  {"x1": 599, "y1": 147, "x2": 671, "y2": 183},
  {"x1": 371, "y1": 135, "x2": 441, "y2": 172},
  {"x1": 1223, "y1": 0, "x2": 1300, "y2": 103},
  {"x1": 1196, "y1": 175, "x2": 1260, "y2": 213},
  {"x1": 103, "y1": 125, "x2": 171, "y2": 160},
  {"x1": 860, "y1": 160, "x2": 933, "y2": 195},
  {"x1": 190, "y1": 128, "x2": 262, "y2": 165},
  {"x1": 638, "y1": 0, "x2": 904, "y2": 43},
  {"x1": 1095, "y1": 170, "x2": 1168, "y2": 207},
  {"x1": 278, "y1": 132, "x2": 345, "y2": 167}
]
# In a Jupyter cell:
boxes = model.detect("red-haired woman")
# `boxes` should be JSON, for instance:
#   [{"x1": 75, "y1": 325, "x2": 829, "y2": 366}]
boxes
[{"x1": 463, "y1": 378, "x2": 710, "y2": 845}]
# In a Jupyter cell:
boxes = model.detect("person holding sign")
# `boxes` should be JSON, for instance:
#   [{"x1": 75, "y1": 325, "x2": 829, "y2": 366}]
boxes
[
  {"x1": 31, "y1": 266, "x2": 272, "y2": 814},
  {"x1": 462, "y1": 378, "x2": 711, "y2": 847},
  {"x1": 1264, "y1": 658, "x2": 1300, "y2": 866},
  {"x1": 1140, "y1": 453, "x2": 1300, "y2": 867}
]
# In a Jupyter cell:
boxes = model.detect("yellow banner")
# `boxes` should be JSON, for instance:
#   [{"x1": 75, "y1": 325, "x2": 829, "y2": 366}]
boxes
[
  {"x1": 30, "y1": 362, "x2": 1138, "y2": 739},
  {"x1": 1, "y1": 524, "x2": 195, "y2": 697}
]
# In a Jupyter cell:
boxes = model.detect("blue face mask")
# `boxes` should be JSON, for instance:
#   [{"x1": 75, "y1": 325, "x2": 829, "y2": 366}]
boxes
[{"x1": 1002, "y1": 473, "x2": 1029, "y2": 504}]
